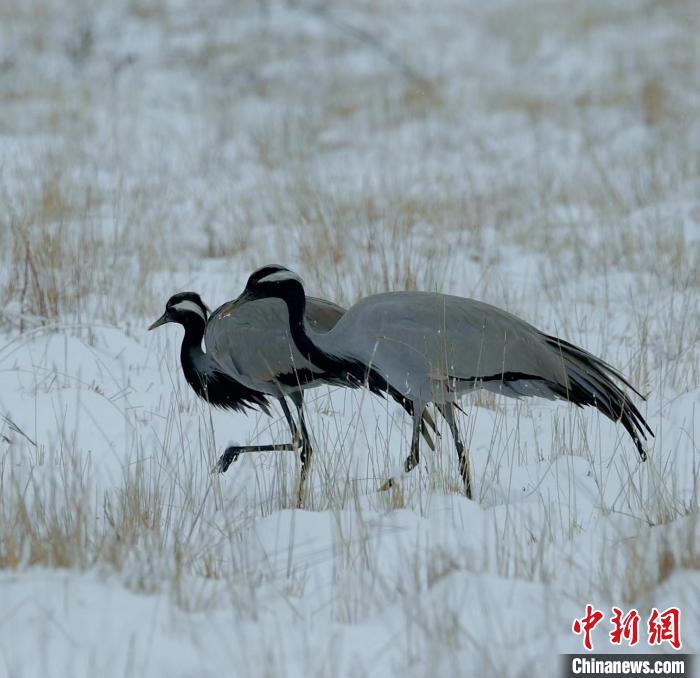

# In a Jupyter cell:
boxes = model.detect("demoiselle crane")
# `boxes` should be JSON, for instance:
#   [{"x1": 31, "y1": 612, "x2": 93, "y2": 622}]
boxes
[
  {"x1": 227, "y1": 266, "x2": 653, "y2": 499},
  {"x1": 204, "y1": 265, "x2": 437, "y2": 500},
  {"x1": 148, "y1": 279, "x2": 345, "y2": 502}
]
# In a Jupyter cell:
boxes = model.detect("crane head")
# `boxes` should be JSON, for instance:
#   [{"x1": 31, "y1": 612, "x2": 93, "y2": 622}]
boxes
[{"x1": 149, "y1": 292, "x2": 209, "y2": 330}]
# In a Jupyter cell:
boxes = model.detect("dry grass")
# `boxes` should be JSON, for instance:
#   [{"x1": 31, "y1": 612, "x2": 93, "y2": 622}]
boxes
[
  {"x1": 596, "y1": 512, "x2": 700, "y2": 605},
  {"x1": 0, "y1": 0, "x2": 698, "y2": 674}
]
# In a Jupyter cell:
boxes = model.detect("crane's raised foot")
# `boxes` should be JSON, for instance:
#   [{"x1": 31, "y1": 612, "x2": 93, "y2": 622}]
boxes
[
  {"x1": 211, "y1": 442, "x2": 298, "y2": 475},
  {"x1": 211, "y1": 446, "x2": 242, "y2": 474}
]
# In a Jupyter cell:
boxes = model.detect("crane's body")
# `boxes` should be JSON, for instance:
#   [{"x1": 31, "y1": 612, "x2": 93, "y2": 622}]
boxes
[
  {"x1": 149, "y1": 282, "x2": 345, "y2": 505},
  {"x1": 206, "y1": 295, "x2": 345, "y2": 398},
  {"x1": 237, "y1": 267, "x2": 654, "y2": 498}
]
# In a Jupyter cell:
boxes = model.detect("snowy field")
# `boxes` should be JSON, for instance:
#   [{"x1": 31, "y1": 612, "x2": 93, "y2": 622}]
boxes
[{"x1": 1, "y1": 0, "x2": 699, "y2": 676}]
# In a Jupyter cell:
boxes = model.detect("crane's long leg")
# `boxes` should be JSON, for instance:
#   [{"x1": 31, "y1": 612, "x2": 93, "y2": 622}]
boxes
[
  {"x1": 211, "y1": 397, "x2": 301, "y2": 474},
  {"x1": 401, "y1": 408, "x2": 436, "y2": 473},
  {"x1": 279, "y1": 396, "x2": 301, "y2": 447},
  {"x1": 390, "y1": 404, "x2": 436, "y2": 479},
  {"x1": 289, "y1": 390, "x2": 313, "y2": 507},
  {"x1": 379, "y1": 409, "x2": 424, "y2": 491},
  {"x1": 405, "y1": 411, "x2": 424, "y2": 473},
  {"x1": 436, "y1": 402, "x2": 472, "y2": 499},
  {"x1": 421, "y1": 408, "x2": 438, "y2": 448},
  {"x1": 211, "y1": 443, "x2": 297, "y2": 474}
]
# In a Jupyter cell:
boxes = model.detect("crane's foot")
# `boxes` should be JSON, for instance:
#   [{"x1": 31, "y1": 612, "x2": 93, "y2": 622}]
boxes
[
  {"x1": 210, "y1": 446, "x2": 242, "y2": 475},
  {"x1": 378, "y1": 477, "x2": 395, "y2": 492}
]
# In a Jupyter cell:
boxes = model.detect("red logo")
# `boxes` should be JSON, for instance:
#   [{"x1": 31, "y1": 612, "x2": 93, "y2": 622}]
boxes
[
  {"x1": 572, "y1": 605, "x2": 605, "y2": 651},
  {"x1": 573, "y1": 606, "x2": 681, "y2": 651},
  {"x1": 648, "y1": 607, "x2": 682, "y2": 650},
  {"x1": 609, "y1": 607, "x2": 640, "y2": 646}
]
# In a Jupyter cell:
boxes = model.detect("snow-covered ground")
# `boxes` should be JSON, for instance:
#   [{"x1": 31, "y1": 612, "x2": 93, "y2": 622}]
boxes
[{"x1": 1, "y1": 1, "x2": 698, "y2": 676}]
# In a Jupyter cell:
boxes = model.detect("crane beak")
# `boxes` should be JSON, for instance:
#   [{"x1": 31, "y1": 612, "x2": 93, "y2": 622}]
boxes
[{"x1": 148, "y1": 313, "x2": 169, "y2": 330}]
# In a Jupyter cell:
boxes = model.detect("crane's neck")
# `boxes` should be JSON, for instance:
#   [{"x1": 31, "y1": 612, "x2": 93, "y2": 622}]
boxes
[
  {"x1": 280, "y1": 284, "x2": 346, "y2": 375},
  {"x1": 179, "y1": 320, "x2": 207, "y2": 390}
]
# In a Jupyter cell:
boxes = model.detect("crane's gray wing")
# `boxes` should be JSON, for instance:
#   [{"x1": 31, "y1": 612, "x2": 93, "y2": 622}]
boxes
[
  {"x1": 305, "y1": 296, "x2": 345, "y2": 332},
  {"x1": 322, "y1": 291, "x2": 651, "y2": 458},
  {"x1": 206, "y1": 296, "x2": 345, "y2": 394},
  {"x1": 324, "y1": 291, "x2": 566, "y2": 397}
]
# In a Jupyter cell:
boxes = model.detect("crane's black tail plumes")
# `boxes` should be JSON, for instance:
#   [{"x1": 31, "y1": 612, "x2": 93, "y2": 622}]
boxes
[{"x1": 542, "y1": 334, "x2": 654, "y2": 461}]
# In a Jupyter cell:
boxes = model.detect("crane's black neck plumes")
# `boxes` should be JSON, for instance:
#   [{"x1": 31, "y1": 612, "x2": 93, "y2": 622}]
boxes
[
  {"x1": 177, "y1": 315, "x2": 270, "y2": 414},
  {"x1": 252, "y1": 274, "x2": 414, "y2": 411},
  {"x1": 180, "y1": 316, "x2": 205, "y2": 351},
  {"x1": 179, "y1": 317, "x2": 208, "y2": 395},
  {"x1": 279, "y1": 282, "x2": 349, "y2": 375},
  {"x1": 274, "y1": 281, "x2": 400, "y2": 403}
]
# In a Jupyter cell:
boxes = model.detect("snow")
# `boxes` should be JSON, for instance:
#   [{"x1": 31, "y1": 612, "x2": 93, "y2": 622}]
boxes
[{"x1": 1, "y1": 0, "x2": 699, "y2": 676}]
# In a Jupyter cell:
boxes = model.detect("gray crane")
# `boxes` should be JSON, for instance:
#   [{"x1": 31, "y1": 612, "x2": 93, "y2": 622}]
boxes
[
  {"x1": 205, "y1": 266, "x2": 437, "y2": 501},
  {"x1": 149, "y1": 270, "x2": 345, "y2": 503},
  {"x1": 225, "y1": 266, "x2": 653, "y2": 499}
]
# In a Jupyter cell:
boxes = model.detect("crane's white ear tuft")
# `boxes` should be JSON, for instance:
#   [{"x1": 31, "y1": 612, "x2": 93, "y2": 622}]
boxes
[
  {"x1": 257, "y1": 269, "x2": 304, "y2": 286},
  {"x1": 172, "y1": 300, "x2": 207, "y2": 321}
]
